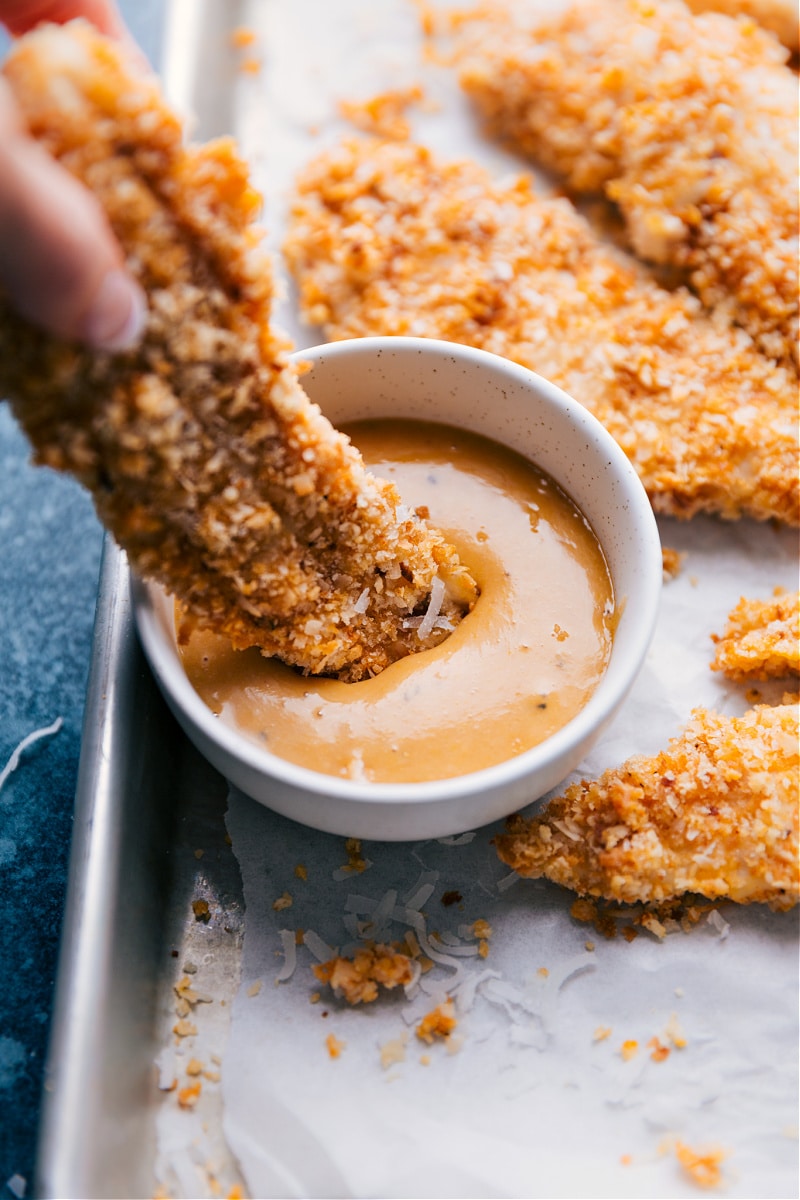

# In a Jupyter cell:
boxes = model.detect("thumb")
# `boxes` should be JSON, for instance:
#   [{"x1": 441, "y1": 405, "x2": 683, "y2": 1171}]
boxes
[{"x1": 0, "y1": 76, "x2": 146, "y2": 349}]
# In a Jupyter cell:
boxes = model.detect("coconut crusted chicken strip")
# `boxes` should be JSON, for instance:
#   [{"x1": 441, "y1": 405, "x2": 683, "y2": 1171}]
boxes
[
  {"x1": 455, "y1": 0, "x2": 799, "y2": 368},
  {"x1": 495, "y1": 703, "x2": 800, "y2": 910},
  {"x1": 0, "y1": 23, "x2": 476, "y2": 682},
  {"x1": 711, "y1": 590, "x2": 800, "y2": 682},
  {"x1": 684, "y1": 0, "x2": 798, "y2": 54},
  {"x1": 285, "y1": 138, "x2": 798, "y2": 525}
]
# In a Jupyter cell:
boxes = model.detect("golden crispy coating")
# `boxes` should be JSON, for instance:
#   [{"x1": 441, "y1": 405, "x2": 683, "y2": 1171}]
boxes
[
  {"x1": 495, "y1": 703, "x2": 800, "y2": 909},
  {"x1": 313, "y1": 944, "x2": 414, "y2": 1004},
  {"x1": 285, "y1": 137, "x2": 798, "y2": 525},
  {"x1": 456, "y1": 0, "x2": 798, "y2": 368},
  {"x1": 711, "y1": 590, "x2": 800, "y2": 681},
  {"x1": 0, "y1": 23, "x2": 476, "y2": 681},
  {"x1": 684, "y1": 0, "x2": 798, "y2": 53}
]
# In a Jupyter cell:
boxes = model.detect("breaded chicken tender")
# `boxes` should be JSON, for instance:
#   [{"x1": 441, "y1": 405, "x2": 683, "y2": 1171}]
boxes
[
  {"x1": 684, "y1": 0, "x2": 798, "y2": 53},
  {"x1": 495, "y1": 703, "x2": 800, "y2": 909},
  {"x1": 285, "y1": 137, "x2": 798, "y2": 525},
  {"x1": 711, "y1": 590, "x2": 800, "y2": 681},
  {"x1": 456, "y1": 0, "x2": 799, "y2": 368},
  {"x1": 0, "y1": 23, "x2": 476, "y2": 682}
]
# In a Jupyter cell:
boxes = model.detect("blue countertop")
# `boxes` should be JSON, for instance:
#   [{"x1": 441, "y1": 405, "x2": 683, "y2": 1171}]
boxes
[{"x1": 0, "y1": 5, "x2": 165, "y2": 1193}]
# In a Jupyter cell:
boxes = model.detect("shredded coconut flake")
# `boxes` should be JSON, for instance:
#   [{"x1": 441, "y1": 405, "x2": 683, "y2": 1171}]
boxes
[
  {"x1": 417, "y1": 574, "x2": 445, "y2": 640},
  {"x1": 303, "y1": 929, "x2": 336, "y2": 962},
  {"x1": 0, "y1": 717, "x2": 63, "y2": 792},
  {"x1": 402, "y1": 870, "x2": 440, "y2": 906},
  {"x1": 496, "y1": 870, "x2": 520, "y2": 893},
  {"x1": 353, "y1": 587, "x2": 370, "y2": 614},
  {"x1": 437, "y1": 831, "x2": 477, "y2": 846},
  {"x1": 276, "y1": 929, "x2": 298, "y2": 981},
  {"x1": 706, "y1": 909, "x2": 731, "y2": 939}
]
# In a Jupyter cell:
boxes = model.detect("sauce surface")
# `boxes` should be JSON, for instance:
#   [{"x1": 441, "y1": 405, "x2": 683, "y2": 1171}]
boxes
[{"x1": 180, "y1": 421, "x2": 614, "y2": 783}]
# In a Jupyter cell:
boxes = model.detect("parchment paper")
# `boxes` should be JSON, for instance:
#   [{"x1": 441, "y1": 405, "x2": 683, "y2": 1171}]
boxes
[{"x1": 165, "y1": 2, "x2": 799, "y2": 1195}]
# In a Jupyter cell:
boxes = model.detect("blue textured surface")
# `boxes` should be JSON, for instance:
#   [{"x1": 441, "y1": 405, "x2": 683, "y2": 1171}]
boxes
[{"x1": 0, "y1": 4, "x2": 165, "y2": 1193}]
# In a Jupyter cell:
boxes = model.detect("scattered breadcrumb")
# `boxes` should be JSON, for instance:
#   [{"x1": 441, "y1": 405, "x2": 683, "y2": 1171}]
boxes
[
  {"x1": 455, "y1": 0, "x2": 798, "y2": 368},
  {"x1": 593, "y1": 1026, "x2": 612, "y2": 1042},
  {"x1": 711, "y1": 590, "x2": 800, "y2": 681},
  {"x1": 272, "y1": 892, "x2": 293, "y2": 912},
  {"x1": 379, "y1": 1031, "x2": 409, "y2": 1069},
  {"x1": 675, "y1": 1140, "x2": 727, "y2": 1188},
  {"x1": 325, "y1": 1033, "x2": 346, "y2": 1059},
  {"x1": 665, "y1": 1012, "x2": 688, "y2": 1049},
  {"x1": 341, "y1": 838, "x2": 369, "y2": 875},
  {"x1": 416, "y1": 1000, "x2": 457, "y2": 1044},
  {"x1": 0, "y1": 22, "x2": 477, "y2": 684},
  {"x1": 173, "y1": 1019, "x2": 197, "y2": 1039},
  {"x1": 286, "y1": 137, "x2": 798, "y2": 525},
  {"x1": 496, "y1": 703, "x2": 799, "y2": 908},
  {"x1": 185, "y1": 1057, "x2": 203, "y2": 1076},
  {"x1": 620, "y1": 1039, "x2": 639, "y2": 1061},
  {"x1": 177, "y1": 1081, "x2": 202, "y2": 1109},
  {"x1": 661, "y1": 547, "x2": 685, "y2": 581},
  {"x1": 339, "y1": 85, "x2": 425, "y2": 140},
  {"x1": 648, "y1": 1036, "x2": 671, "y2": 1062},
  {"x1": 229, "y1": 26, "x2": 257, "y2": 49},
  {"x1": 238, "y1": 56, "x2": 261, "y2": 76},
  {"x1": 191, "y1": 899, "x2": 211, "y2": 923},
  {"x1": 246, "y1": 980, "x2": 263, "y2": 997},
  {"x1": 313, "y1": 944, "x2": 414, "y2": 1004},
  {"x1": 294, "y1": 864, "x2": 308, "y2": 881}
]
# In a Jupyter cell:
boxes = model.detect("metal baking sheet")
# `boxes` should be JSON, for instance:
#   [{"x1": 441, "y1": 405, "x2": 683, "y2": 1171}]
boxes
[
  {"x1": 35, "y1": 9, "x2": 250, "y2": 1195},
  {"x1": 36, "y1": 3, "x2": 799, "y2": 1198},
  {"x1": 35, "y1": 539, "x2": 244, "y2": 1200}
]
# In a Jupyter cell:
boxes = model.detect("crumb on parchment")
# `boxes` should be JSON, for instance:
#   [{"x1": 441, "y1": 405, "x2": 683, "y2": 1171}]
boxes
[
  {"x1": 325, "y1": 1033, "x2": 346, "y2": 1059},
  {"x1": 339, "y1": 85, "x2": 426, "y2": 140},
  {"x1": 675, "y1": 1140, "x2": 727, "y2": 1188},
  {"x1": 313, "y1": 944, "x2": 414, "y2": 1005},
  {"x1": 661, "y1": 547, "x2": 685, "y2": 581},
  {"x1": 416, "y1": 1000, "x2": 457, "y2": 1044}
]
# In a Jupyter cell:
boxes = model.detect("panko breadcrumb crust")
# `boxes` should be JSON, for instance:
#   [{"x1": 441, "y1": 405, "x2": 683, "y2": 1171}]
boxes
[
  {"x1": 495, "y1": 703, "x2": 799, "y2": 909},
  {"x1": 285, "y1": 137, "x2": 798, "y2": 525},
  {"x1": 711, "y1": 590, "x2": 800, "y2": 681},
  {"x1": 313, "y1": 944, "x2": 414, "y2": 1004},
  {"x1": 0, "y1": 22, "x2": 476, "y2": 681},
  {"x1": 684, "y1": 0, "x2": 798, "y2": 53},
  {"x1": 455, "y1": 0, "x2": 799, "y2": 369}
]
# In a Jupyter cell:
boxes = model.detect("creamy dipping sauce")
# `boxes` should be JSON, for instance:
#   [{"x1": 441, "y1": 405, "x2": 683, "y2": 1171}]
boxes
[{"x1": 179, "y1": 420, "x2": 614, "y2": 783}]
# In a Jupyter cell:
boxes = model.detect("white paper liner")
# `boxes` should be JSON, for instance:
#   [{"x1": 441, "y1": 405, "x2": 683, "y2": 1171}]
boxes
[
  {"x1": 160, "y1": 0, "x2": 800, "y2": 1194},
  {"x1": 220, "y1": 506, "x2": 799, "y2": 1200}
]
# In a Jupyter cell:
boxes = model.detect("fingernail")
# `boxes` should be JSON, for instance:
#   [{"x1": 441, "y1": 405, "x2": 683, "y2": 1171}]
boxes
[{"x1": 82, "y1": 269, "x2": 147, "y2": 351}]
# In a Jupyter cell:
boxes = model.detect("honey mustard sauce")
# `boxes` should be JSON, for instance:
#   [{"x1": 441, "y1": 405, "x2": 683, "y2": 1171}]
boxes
[{"x1": 179, "y1": 420, "x2": 614, "y2": 783}]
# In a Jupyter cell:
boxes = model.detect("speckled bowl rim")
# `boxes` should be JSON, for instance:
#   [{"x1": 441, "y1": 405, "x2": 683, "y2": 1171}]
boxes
[{"x1": 132, "y1": 337, "x2": 662, "y2": 837}]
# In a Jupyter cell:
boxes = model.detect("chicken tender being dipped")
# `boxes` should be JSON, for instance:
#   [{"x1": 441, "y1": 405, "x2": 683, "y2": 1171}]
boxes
[
  {"x1": 0, "y1": 22, "x2": 476, "y2": 682},
  {"x1": 285, "y1": 138, "x2": 798, "y2": 526},
  {"x1": 495, "y1": 703, "x2": 800, "y2": 910},
  {"x1": 455, "y1": 0, "x2": 799, "y2": 369}
]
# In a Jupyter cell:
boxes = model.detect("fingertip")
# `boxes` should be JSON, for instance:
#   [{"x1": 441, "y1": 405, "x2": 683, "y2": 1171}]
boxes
[{"x1": 81, "y1": 268, "x2": 147, "y2": 351}]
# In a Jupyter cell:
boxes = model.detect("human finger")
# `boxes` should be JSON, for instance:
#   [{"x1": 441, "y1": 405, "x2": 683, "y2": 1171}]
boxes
[{"x1": 0, "y1": 77, "x2": 145, "y2": 348}]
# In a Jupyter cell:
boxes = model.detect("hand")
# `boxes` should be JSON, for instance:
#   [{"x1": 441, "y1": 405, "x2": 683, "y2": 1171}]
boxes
[{"x1": 0, "y1": 1, "x2": 145, "y2": 349}]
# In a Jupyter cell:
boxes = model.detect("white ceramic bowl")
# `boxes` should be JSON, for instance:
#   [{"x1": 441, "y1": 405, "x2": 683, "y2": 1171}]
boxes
[{"x1": 132, "y1": 337, "x2": 661, "y2": 840}]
